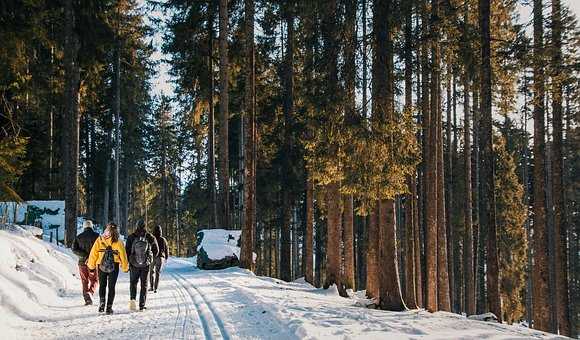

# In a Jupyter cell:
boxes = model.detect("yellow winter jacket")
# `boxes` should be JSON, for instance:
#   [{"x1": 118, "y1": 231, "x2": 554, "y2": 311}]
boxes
[{"x1": 87, "y1": 236, "x2": 129, "y2": 273}]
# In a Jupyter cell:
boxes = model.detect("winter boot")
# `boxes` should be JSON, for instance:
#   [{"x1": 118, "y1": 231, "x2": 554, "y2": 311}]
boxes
[
  {"x1": 139, "y1": 305, "x2": 147, "y2": 312},
  {"x1": 129, "y1": 300, "x2": 137, "y2": 311},
  {"x1": 105, "y1": 306, "x2": 114, "y2": 315},
  {"x1": 84, "y1": 294, "x2": 93, "y2": 306},
  {"x1": 98, "y1": 301, "x2": 105, "y2": 313}
]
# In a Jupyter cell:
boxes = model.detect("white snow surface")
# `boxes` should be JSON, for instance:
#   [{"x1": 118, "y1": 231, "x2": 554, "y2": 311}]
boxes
[
  {"x1": 197, "y1": 229, "x2": 242, "y2": 260},
  {"x1": 0, "y1": 225, "x2": 569, "y2": 340}
]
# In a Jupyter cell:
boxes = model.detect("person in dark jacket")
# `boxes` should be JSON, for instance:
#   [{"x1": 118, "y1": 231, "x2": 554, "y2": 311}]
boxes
[
  {"x1": 126, "y1": 220, "x2": 159, "y2": 311},
  {"x1": 149, "y1": 225, "x2": 169, "y2": 293},
  {"x1": 72, "y1": 220, "x2": 100, "y2": 305}
]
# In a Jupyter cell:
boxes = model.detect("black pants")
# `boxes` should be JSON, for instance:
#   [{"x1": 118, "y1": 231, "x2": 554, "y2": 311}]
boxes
[
  {"x1": 130, "y1": 266, "x2": 149, "y2": 308},
  {"x1": 149, "y1": 257, "x2": 165, "y2": 291},
  {"x1": 98, "y1": 263, "x2": 120, "y2": 307}
]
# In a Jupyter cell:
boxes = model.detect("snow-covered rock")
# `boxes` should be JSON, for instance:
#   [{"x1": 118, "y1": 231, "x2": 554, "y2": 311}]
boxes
[{"x1": 196, "y1": 229, "x2": 241, "y2": 269}]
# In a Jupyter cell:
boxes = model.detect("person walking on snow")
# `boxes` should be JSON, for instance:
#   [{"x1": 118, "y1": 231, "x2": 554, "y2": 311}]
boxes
[
  {"x1": 87, "y1": 223, "x2": 129, "y2": 314},
  {"x1": 72, "y1": 220, "x2": 99, "y2": 305},
  {"x1": 126, "y1": 220, "x2": 158, "y2": 311},
  {"x1": 150, "y1": 224, "x2": 169, "y2": 293}
]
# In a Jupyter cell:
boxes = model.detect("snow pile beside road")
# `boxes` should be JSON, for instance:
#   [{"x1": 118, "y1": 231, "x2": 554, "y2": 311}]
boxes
[
  {"x1": 0, "y1": 224, "x2": 78, "y2": 333},
  {"x1": 197, "y1": 228, "x2": 241, "y2": 260}
]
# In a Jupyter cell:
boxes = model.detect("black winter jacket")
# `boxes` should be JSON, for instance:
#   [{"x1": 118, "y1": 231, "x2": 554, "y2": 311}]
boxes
[
  {"x1": 72, "y1": 227, "x2": 99, "y2": 265},
  {"x1": 126, "y1": 228, "x2": 159, "y2": 267},
  {"x1": 153, "y1": 227, "x2": 169, "y2": 259}
]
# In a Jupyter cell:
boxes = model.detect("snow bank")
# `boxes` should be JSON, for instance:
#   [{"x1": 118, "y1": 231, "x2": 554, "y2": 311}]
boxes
[
  {"x1": 197, "y1": 228, "x2": 241, "y2": 260},
  {"x1": 0, "y1": 224, "x2": 78, "y2": 333}
]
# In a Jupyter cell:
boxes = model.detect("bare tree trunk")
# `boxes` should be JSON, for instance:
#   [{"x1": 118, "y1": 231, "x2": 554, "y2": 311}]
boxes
[
  {"x1": 64, "y1": 0, "x2": 80, "y2": 247},
  {"x1": 366, "y1": 206, "x2": 379, "y2": 299},
  {"x1": 403, "y1": 0, "x2": 417, "y2": 309},
  {"x1": 551, "y1": 0, "x2": 570, "y2": 335},
  {"x1": 280, "y1": 4, "x2": 294, "y2": 282},
  {"x1": 343, "y1": 195, "x2": 355, "y2": 290},
  {"x1": 463, "y1": 74, "x2": 476, "y2": 316},
  {"x1": 342, "y1": 0, "x2": 356, "y2": 292},
  {"x1": 305, "y1": 176, "x2": 314, "y2": 284},
  {"x1": 532, "y1": 0, "x2": 550, "y2": 331},
  {"x1": 479, "y1": 0, "x2": 501, "y2": 321},
  {"x1": 113, "y1": 39, "x2": 122, "y2": 234},
  {"x1": 446, "y1": 71, "x2": 455, "y2": 312},
  {"x1": 207, "y1": 0, "x2": 217, "y2": 229},
  {"x1": 379, "y1": 199, "x2": 406, "y2": 310},
  {"x1": 240, "y1": 0, "x2": 256, "y2": 271},
  {"x1": 425, "y1": 0, "x2": 438, "y2": 313},
  {"x1": 324, "y1": 183, "x2": 343, "y2": 293},
  {"x1": 218, "y1": 0, "x2": 230, "y2": 228}
]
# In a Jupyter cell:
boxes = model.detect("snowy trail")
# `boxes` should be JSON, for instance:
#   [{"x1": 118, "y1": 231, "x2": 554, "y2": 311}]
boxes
[{"x1": 1, "y1": 228, "x2": 568, "y2": 340}]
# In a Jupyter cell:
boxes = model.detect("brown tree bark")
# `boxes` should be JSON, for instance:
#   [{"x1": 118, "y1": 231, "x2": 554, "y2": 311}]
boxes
[
  {"x1": 343, "y1": 195, "x2": 355, "y2": 290},
  {"x1": 423, "y1": 0, "x2": 439, "y2": 312},
  {"x1": 341, "y1": 0, "x2": 356, "y2": 291},
  {"x1": 366, "y1": 206, "x2": 379, "y2": 299},
  {"x1": 479, "y1": 0, "x2": 501, "y2": 321},
  {"x1": 280, "y1": 4, "x2": 295, "y2": 282},
  {"x1": 373, "y1": 0, "x2": 406, "y2": 311},
  {"x1": 305, "y1": 177, "x2": 314, "y2": 284},
  {"x1": 64, "y1": 0, "x2": 80, "y2": 247},
  {"x1": 403, "y1": 0, "x2": 417, "y2": 309},
  {"x1": 379, "y1": 199, "x2": 407, "y2": 310},
  {"x1": 445, "y1": 72, "x2": 455, "y2": 311},
  {"x1": 463, "y1": 74, "x2": 476, "y2": 316},
  {"x1": 240, "y1": 0, "x2": 256, "y2": 271},
  {"x1": 551, "y1": 0, "x2": 571, "y2": 335},
  {"x1": 207, "y1": 0, "x2": 217, "y2": 229},
  {"x1": 218, "y1": 0, "x2": 230, "y2": 228},
  {"x1": 532, "y1": 0, "x2": 550, "y2": 332},
  {"x1": 324, "y1": 183, "x2": 343, "y2": 292}
]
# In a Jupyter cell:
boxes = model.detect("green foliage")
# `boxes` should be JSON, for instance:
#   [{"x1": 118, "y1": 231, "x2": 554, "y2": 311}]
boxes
[{"x1": 0, "y1": 135, "x2": 29, "y2": 202}]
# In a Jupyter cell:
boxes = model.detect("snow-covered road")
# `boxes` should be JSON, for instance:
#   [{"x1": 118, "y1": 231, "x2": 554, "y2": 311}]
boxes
[
  {"x1": 20, "y1": 258, "x2": 295, "y2": 340},
  {"x1": 1, "y1": 228, "x2": 568, "y2": 340}
]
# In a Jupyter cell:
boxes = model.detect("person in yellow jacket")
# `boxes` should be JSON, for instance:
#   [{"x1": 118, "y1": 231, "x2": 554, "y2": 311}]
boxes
[{"x1": 87, "y1": 223, "x2": 128, "y2": 314}]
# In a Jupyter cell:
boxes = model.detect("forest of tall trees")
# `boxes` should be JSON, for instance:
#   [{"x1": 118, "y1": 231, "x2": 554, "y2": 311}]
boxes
[{"x1": 1, "y1": 0, "x2": 579, "y2": 336}]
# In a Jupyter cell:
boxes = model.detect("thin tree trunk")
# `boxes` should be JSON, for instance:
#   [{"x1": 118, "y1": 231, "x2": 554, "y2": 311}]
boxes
[
  {"x1": 403, "y1": 0, "x2": 417, "y2": 309},
  {"x1": 342, "y1": 0, "x2": 356, "y2": 292},
  {"x1": 280, "y1": 5, "x2": 294, "y2": 282},
  {"x1": 551, "y1": 0, "x2": 570, "y2": 335},
  {"x1": 446, "y1": 71, "x2": 455, "y2": 312},
  {"x1": 532, "y1": 0, "x2": 550, "y2": 331},
  {"x1": 114, "y1": 39, "x2": 122, "y2": 234},
  {"x1": 305, "y1": 176, "x2": 314, "y2": 284},
  {"x1": 423, "y1": 0, "x2": 439, "y2": 312},
  {"x1": 63, "y1": 0, "x2": 80, "y2": 247},
  {"x1": 207, "y1": 0, "x2": 217, "y2": 229},
  {"x1": 479, "y1": 0, "x2": 501, "y2": 321},
  {"x1": 218, "y1": 0, "x2": 230, "y2": 228},
  {"x1": 343, "y1": 195, "x2": 355, "y2": 290},
  {"x1": 240, "y1": 0, "x2": 256, "y2": 271},
  {"x1": 463, "y1": 74, "x2": 475, "y2": 316}
]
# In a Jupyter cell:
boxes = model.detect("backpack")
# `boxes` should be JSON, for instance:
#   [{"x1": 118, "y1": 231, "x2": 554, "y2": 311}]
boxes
[
  {"x1": 131, "y1": 236, "x2": 152, "y2": 268},
  {"x1": 99, "y1": 246, "x2": 118, "y2": 273}
]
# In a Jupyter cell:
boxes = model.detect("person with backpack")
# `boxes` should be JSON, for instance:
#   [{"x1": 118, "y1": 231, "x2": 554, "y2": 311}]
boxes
[
  {"x1": 149, "y1": 224, "x2": 169, "y2": 293},
  {"x1": 87, "y1": 223, "x2": 129, "y2": 314},
  {"x1": 72, "y1": 219, "x2": 100, "y2": 305},
  {"x1": 126, "y1": 220, "x2": 158, "y2": 311}
]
